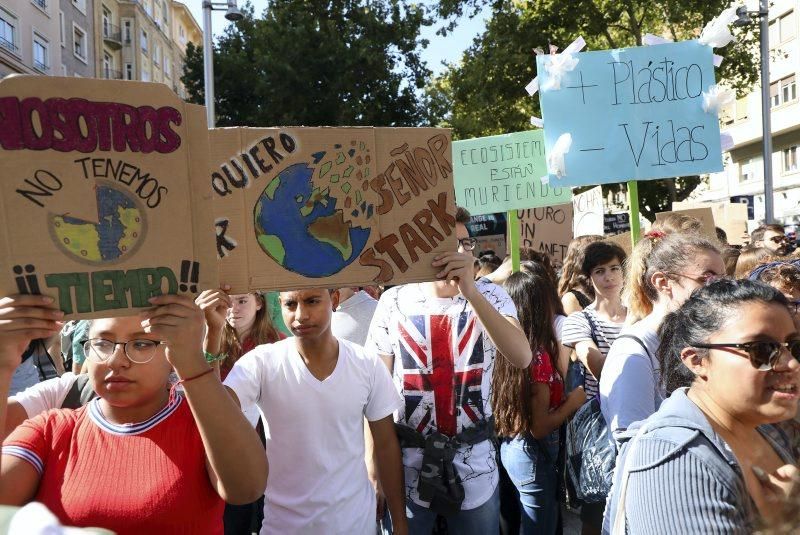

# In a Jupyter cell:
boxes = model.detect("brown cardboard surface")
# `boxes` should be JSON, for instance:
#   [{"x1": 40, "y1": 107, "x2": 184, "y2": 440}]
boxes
[
  {"x1": 671, "y1": 201, "x2": 748, "y2": 245},
  {"x1": 516, "y1": 203, "x2": 573, "y2": 265},
  {"x1": 0, "y1": 75, "x2": 217, "y2": 318},
  {"x1": 210, "y1": 127, "x2": 456, "y2": 292},
  {"x1": 606, "y1": 231, "x2": 633, "y2": 256},
  {"x1": 656, "y1": 207, "x2": 717, "y2": 239}
]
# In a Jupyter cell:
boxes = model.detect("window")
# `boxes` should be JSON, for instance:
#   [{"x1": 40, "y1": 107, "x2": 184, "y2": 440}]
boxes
[
  {"x1": 735, "y1": 97, "x2": 748, "y2": 121},
  {"x1": 123, "y1": 20, "x2": 131, "y2": 43},
  {"x1": 771, "y1": 75, "x2": 797, "y2": 107},
  {"x1": 73, "y1": 24, "x2": 87, "y2": 61},
  {"x1": 782, "y1": 75, "x2": 796, "y2": 104},
  {"x1": 58, "y1": 11, "x2": 64, "y2": 46},
  {"x1": 164, "y1": 57, "x2": 171, "y2": 78},
  {"x1": 784, "y1": 146, "x2": 798, "y2": 173},
  {"x1": 32, "y1": 0, "x2": 47, "y2": 12},
  {"x1": 103, "y1": 52, "x2": 112, "y2": 77},
  {"x1": 141, "y1": 68, "x2": 150, "y2": 82},
  {"x1": 71, "y1": 0, "x2": 86, "y2": 14},
  {"x1": 33, "y1": 34, "x2": 49, "y2": 72},
  {"x1": 144, "y1": 0, "x2": 152, "y2": 17},
  {"x1": 140, "y1": 29, "x2": 148, "y2": 54},
  {"x1": 161, "y1": 1, "x2": 168, "y2": 25},
  {"x1": 0, "y1": 9, "x2": 18, "y2": 54},
  {"x1": 102, "y1": 6, "x2": 111, "y2": 37},
  {"x1": 740, "y1": 157, "x2": 763, "y2": 183},
  {"x1": 772, "y1": 11, "x2": 797, "y2": 44},
  {"x1": 153, "y1": 43, "x2": 160, "y2": 66},
  {"x1": 125, "y1": 62, "x2": 133, "y2": 80}
]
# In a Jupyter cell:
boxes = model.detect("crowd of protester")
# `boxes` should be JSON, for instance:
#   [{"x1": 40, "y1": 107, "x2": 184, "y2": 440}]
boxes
[{"x1": 0, "y1": 209, "x2": 798, "y2": 534}]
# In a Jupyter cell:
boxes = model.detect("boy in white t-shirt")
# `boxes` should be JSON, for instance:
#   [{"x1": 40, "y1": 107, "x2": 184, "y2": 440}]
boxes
[{"x1": 223, "y1": 288, "x2": 406, "y2": 535}]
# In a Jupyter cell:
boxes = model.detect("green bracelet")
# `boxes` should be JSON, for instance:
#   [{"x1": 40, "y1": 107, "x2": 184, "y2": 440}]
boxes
[{"x1": 204, "y1": 351, "x2": 227, "y2": 363}]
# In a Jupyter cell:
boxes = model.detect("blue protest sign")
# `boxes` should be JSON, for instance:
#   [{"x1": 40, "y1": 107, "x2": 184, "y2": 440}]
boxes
[
  {"x1": 537, "y1": 41, "x2": 723, "y2": 186},
  {"x1": 453, "y1": 130, "x2": 572, "y2": 215}
]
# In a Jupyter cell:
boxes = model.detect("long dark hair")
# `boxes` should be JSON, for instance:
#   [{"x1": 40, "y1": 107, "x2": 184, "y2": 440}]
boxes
[
  {"x1": 492, "y1": 271, "x2": 561, "y2": 437},
  {"x1": 657, "y1": 279, "x2": 788, "y2": 395}
]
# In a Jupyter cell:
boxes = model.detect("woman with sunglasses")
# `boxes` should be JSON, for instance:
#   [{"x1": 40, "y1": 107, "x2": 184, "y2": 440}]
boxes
[
  {"x1": 0, "y1": 294, "x2": 268, "y2": 534},
  {"x1": 604, "y1": 279, "x2": 800, "y2": 533},
  {"x1": 748, "y1": 259, "x2": 800, "y2": 457},
  {"x1": 600, "y1": 232, "x2": 723, "y2": 442}
]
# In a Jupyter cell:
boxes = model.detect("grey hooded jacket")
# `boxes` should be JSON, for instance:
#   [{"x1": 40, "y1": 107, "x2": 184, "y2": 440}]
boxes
[{"x1": 603, "y1": 388, "x2": 795, "y2": 534}]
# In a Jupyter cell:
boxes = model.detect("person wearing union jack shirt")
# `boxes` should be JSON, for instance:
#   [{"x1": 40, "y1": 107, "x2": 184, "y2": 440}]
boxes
[{"x1": 365, "y1": 207, "x2": 533, "y2": 535}]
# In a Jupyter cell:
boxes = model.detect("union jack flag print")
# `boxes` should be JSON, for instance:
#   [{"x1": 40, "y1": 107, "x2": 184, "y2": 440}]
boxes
[{"x1": 398, "y1": 313, "x2": 486, "y2": 437}]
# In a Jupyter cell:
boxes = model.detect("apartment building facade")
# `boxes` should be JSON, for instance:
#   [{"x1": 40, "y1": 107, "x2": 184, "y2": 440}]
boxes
[
  {"x1": 1, "y1": 0, "x2": 63, "y2": 77},
  {"x1": 59, "y1": 0, "x2": 96, "y2": 76},
  {"x1": 695, "y1": 0, "x2": 800, "y2": 228},
  {"x1": 1, "y1": 0, "x2": 198, "y2": 97},
  {"x1": 93, "y1": 0, "x2": 199, "y2": 95}
]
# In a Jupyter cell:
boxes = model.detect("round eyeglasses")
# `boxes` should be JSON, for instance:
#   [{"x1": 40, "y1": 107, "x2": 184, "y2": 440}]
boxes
[
  {"x1": 83, "y1": 338, "x2": 165, "y2": 364},
  {"x1": 458, "y1": 237, "x2": 478, "y2": 251}
]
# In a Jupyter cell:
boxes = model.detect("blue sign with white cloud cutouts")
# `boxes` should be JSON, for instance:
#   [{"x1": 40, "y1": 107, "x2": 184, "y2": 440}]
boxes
[{"x1": 537, "y1": 40, "x2": 723, "y2": 186}]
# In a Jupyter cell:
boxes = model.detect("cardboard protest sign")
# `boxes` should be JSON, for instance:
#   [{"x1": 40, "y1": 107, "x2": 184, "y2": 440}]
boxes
[
  {"x1": 453, "y1": 130, "x2": 571, "y2": 215},
  {"x1": 655, "y1": 207, "x2": 716, "y2": 239},
  {"x1": 0, "y1": 75, "x2": 217, "y2": 318},
  {"x1": 672, "y1": 200, "x2": 748, "y2": 245},
  {"x1": 210, "y1": 127, "x2": 456, "y2": 292},
  {"x1": 607, "y1": 231, "x2": 633, "y2": 256},
  {"x1": 537, "y1": 41, "x2": 723, "y2": 186},
  {"x1": 572, "y1": 186, "x2": 604, "y2": 237},
  {"x1": 517, "y1": 203, "x2": 573, "y2": 265}
]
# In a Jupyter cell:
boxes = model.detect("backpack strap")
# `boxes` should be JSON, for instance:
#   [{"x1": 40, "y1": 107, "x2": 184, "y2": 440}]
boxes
[
  {"x1": 61, "y1": 374, "x2": 94, "y2": 410},
  {"x1": 615, "y1": 334, "x2": 654, "y2": 372}
]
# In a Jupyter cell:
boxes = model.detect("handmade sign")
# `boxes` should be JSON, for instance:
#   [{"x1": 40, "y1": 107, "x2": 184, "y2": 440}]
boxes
[
  {"x1": 573, "y1": 186, "x2": 604, "y2": 237},
  {"x1": 0, "y1": 75, "x2": 216, "y2": 318},
  {"x1": 604, "y1": 213, "x2": 631, "y2": 235},
  {"x1": 453, "y1": 130, "x2": 571, "y2": 214},
  {"x1": 671, "y1": 200, "x2": 748, "y2": 245},
  {"x1": 210, "y1": 127, "x2": 456, "y2": 292},
  {"x1": 607, "y1": 231, "x2": 633, "y2": 256},
  {"x1": 537, "y1": 41, "x2": 723, "y2": 186},
  {"x1": 517, "y1": 203, "x2": 573, "y2": 265},
  {"x1": 466, "y1": 213, "x2": 507, "y2": 238},
  {"x1": 655, "y1": 207, "x2": 716, "y2": 239}
]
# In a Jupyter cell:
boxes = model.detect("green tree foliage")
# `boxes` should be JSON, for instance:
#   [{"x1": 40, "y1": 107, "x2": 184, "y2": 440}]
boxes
[
  {"x1": 182, "y1": 0, "x2": 431, "y2": 127},
  {"x1": 430, "y1": 0, "x2": 759, "y2": 220}
]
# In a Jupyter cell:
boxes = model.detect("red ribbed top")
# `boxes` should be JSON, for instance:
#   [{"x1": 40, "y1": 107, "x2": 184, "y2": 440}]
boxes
[{"x1": 3, "y1": 396, "x2": 224, "y2": 534}]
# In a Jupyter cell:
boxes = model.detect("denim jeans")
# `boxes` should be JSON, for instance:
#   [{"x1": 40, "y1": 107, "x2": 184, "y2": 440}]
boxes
[
  {"x1": 406, "y1": 485, "x2": 499, "y2": 535},
  {"x1": 499, "y1": 432, "x2": 559, "y2": 535}
]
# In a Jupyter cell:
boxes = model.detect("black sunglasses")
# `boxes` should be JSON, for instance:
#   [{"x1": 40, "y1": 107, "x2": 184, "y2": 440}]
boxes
[{"x1": 691, "y1": 340, "x2": 800, "y2": 371}]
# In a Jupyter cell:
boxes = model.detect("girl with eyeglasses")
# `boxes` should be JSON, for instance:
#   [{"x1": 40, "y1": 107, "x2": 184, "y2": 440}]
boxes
[
  {"x1": 604, "y1": 279, "x2": 799, "y2": 534},
  {"x1": 0, "y1": 294, "x2": 268, "y2": 534},
  {"x1": 600, "y1": 232, "x2": 724, "y2": 442}
]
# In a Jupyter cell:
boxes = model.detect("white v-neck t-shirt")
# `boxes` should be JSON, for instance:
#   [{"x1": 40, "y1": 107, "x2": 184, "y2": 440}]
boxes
[{"x1": 224, "y1": 337, "x2": 402, "y2": 535}]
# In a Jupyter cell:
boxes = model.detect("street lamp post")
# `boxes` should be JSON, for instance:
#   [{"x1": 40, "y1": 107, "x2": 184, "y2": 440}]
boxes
[
  {"x1": 201, "y1": 1, "x2": 243, "y2": 128},
  {"x1": 735, "y1": 2, "x2": 773, "y2": 223}
]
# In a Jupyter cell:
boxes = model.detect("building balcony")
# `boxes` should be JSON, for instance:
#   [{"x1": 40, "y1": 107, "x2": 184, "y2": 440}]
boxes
[
  {"x1": 0, "y1": 37, "x2": 18, "y2": 55},
  {"x1": 103, "y1": 23, "x2": 123, "y2": 50},
  {"x1": 102, "y1": 68, "x2": 122, "y2": 79}
]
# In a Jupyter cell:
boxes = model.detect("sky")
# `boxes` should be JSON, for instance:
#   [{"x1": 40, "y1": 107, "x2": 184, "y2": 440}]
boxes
[{"x1": 186, "y1": 1, "x2": 490, "y2": 76}]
